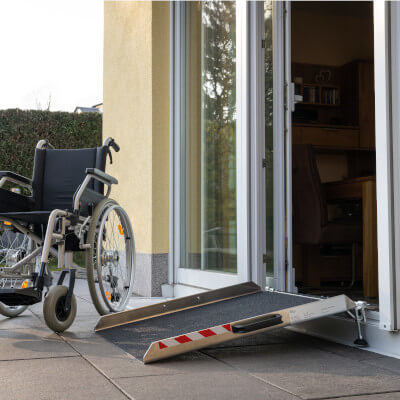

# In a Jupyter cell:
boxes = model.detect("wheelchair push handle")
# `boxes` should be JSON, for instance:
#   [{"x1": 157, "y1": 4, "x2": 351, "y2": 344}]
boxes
[
  {"x1": 110, "y1": 140, "x2": 120, "y2": 152},
  {"x1": 103, "y1": 137, "x2": 120, "y2": 152}
]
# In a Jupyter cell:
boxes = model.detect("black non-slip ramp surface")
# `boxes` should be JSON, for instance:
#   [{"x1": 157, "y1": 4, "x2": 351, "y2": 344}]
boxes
[{"x1": 97, "y1": 291, "x2": 316, "y2": 361}]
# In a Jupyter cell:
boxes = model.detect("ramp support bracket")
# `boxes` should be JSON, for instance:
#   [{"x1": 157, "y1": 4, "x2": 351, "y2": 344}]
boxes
[{"x1": 353, "y1": 301, "x2": 369, "y2": 347}]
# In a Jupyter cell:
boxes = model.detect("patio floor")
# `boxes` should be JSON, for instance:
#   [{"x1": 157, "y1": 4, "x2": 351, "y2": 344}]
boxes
[{"x1": 1, "y1": 278, "x2": 400, "y2": 400}]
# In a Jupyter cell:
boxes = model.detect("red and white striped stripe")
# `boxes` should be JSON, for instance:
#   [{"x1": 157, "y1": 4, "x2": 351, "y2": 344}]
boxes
[{"x1": 157, "y1": 324, "x2": 232, "y2": 349}]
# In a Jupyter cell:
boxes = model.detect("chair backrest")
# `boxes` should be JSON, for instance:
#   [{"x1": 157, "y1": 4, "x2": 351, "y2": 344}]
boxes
[
  {"x1": 31, "y1": 146, "x2": 108, "y2": 211},
  {"x1": 292, "y1": 144, "x2": 328, "y2": 244}
]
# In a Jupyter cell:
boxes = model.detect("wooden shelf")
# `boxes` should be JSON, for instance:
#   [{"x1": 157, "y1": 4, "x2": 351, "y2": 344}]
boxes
[
  {"x1": 299, "y1": 83, "x2": 340, "y2": 106},
  {"x1": 293, "y1": 124, "x2": 359, "y2": 148},
  {"x1": 301, "y1": 102, "x2": 340, "y2": 107},
  {"x1": 292, "y1": 61, "x2": 375, "y2": 148}
]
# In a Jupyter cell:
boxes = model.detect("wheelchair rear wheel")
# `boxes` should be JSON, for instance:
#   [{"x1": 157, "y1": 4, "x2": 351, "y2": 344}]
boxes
[
  {"x1": 86, "y1": 199, "x2": 135, "y2": 315},
  {"x1": 0, "y1": 229, "x2": 31, "y2": 318},
  {"x1": 0, "y1": 302, "x2": 27, "y2": 318}
]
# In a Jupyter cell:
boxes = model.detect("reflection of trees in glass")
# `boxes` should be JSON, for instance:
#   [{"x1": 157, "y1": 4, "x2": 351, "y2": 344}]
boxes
[
  {"x1": 265, "y1": 2, "x2": 273, "y2": 133},
  {"x1": 264, "y1": 1, "x2": 274, "y2": 275},
  {"x1": 201, "y1": 1, "x2": 237, "y2": 271}
]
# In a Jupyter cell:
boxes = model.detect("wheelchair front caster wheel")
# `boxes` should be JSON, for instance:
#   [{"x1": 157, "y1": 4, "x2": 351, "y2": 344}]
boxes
[{"x1": 43, "y1": 285, "x2": 77, "y2": 332}]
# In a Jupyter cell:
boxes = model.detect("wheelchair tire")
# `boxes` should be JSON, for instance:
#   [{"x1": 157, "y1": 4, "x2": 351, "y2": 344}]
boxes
[
  {"x1": 0, "y1": 303, "x2": 27, "y2": 318},
  {"x1": 86, "y1": 198, "x2": 135, "y2": 315},
  {"x1": 86, "y1": 199, "x2": 118, "y2": 315},
  {"x1": 43, "y1": 285, "x2": 77, "y2": 333}
]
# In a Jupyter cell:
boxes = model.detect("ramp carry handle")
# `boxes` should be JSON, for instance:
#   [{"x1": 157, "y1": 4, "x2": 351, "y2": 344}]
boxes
[{"x1": 231, "y1": 313, "x2": 282, "y2": 333}]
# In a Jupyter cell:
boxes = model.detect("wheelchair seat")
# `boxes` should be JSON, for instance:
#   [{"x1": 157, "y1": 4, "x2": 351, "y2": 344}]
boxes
[
  {"x1": 0, "y1": 145, "x2": 109, "y2": 225},
  {"x1": 0, "y1": 211, "x2": 52, "y2": 225}
]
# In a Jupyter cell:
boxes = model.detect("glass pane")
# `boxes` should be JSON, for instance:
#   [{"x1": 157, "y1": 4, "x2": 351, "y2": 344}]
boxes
[
  {"x1": 265, "y1": 1, "x2": 274, "y2": 276},
  {"x1": 181, "y1": 1, "x2": 237, "y2": 273}
]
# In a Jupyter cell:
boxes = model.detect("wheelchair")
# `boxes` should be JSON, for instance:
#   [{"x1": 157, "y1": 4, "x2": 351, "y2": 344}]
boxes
[{"x1": 0, "y1": 137, "x2": 135, "y2": 332}]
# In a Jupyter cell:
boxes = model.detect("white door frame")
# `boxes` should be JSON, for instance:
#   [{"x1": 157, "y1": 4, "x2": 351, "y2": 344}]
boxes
[
  {"x1": 250, "y1": 1, "x2": 287, "y2": 291},
  {"x1": 272, "y1": 1, "x2": 287, "y2": 292},
  {"x1": 169, "y1": 1, "x2": 250, "y2": 291},
  {"x1": 388, "y1": 0, "x2": 400, "y2": 332},
  {"x1": 375, "y1": 0, "x2": 400, "y2": 332},
  {"x1": 283, "y1": 1, "x2": 296, "y2": 293},
  {"x1": 249, "y1": 1, "x2": 265, "y2": 288}
]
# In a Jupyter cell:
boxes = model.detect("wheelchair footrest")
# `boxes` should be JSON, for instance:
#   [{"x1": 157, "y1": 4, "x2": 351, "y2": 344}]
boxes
[{"x1": 0, "y1": 288, "x2": 42, "y2": 306}]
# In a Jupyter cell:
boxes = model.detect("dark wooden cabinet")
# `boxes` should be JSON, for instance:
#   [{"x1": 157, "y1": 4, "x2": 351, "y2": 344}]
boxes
[
  {"x1": 292, "y1": 60, "x2": 375, "y2": 150},
  {"x1": 293, "y1": 124, "x2": 359, "y2": 148}
]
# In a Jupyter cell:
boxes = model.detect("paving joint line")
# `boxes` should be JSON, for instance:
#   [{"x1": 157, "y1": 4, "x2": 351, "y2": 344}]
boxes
[
  {"x1": 200, "y1": 349, "x2": 302, "y2": 399},
  {"x1": 59, "y1": 334, "x2": 135, "y2": 400},
  {"x1": 302, "y1": 389, "x2": 400, "y2": 400},
  {"x1": 76, "y1": 295, "x2": 94, "y2": 304},
  {"x1": 0, "y1": 355, "x2": 80, "y2": 363},
  {"x1": 115, "y1": 373, "x2": 183, "y2": 380},
  {"x1": 248, "y1": 373, "x2": 303, "y2": 399}
]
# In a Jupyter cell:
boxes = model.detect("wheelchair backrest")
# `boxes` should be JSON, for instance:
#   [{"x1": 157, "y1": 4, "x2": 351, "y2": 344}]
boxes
[{"x1": 31, "y1": 146, "x2": 108, "y2": 211}]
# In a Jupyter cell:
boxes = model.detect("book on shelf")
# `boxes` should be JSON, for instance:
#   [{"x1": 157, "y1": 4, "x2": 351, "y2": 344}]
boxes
[
  {"x1": 321, "y1": 87, "x2": 339, "y2": 105},
  {"x1": 303, "y1": 86, "x2": 320, "y2": 104},
  {"x1": 302, "y1": 85, "x2": 339, "y2": 105}
]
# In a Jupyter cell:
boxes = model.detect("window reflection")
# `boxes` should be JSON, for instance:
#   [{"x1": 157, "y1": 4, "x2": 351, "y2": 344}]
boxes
[{"x1": 182, "y1": 1, "x2": 237, "y2": 273}]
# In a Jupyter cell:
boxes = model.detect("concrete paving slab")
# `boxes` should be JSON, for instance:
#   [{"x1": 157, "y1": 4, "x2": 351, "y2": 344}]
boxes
[
  {"x1": 0, "y1": 328, "x2": 77, "y2": 361},
  {"x1": 203, "y1": 343, "x2": 400, "y2": 399},
  {"x1": 363, "y1": 355, "x2": 400, "y2": 374},
  {"x1": 4, "y1": 280, "x2": 400, "y2": 400},
  {"x1": 115, "y1": 371, "x2": 299, "y2": 400},
  {"x1": 66, "y1": 316, "x2": 99, "y2": 332},
  {"x1": 0, "y1": 356, "x2": 128, "y2": 400},
  {"x1": 73, "y1": 298, "x2": 99, "y2": 316},
  {"x1": 63, "y1": 332, "x2": 236, "y2": 378},
  {"x1": 0, "y1": 311, "x2": 44, "y2": 330},
  {"x1": 275, "y1": 328, "x2": 382, "y2": 362}
]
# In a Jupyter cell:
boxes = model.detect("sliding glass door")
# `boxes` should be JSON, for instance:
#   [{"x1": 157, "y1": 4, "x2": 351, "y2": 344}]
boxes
[
  {"x1": 171, "y1": 1, "x2": 288, "y2": 291},
  {"x1": 172, "y1": 1, "x2": 246, "y2": 288},
  {"x1": 182, "y1": 1, "x2": 237, "y2": 274}
]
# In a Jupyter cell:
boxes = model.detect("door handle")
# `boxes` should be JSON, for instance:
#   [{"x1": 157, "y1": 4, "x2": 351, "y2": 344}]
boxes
[{"x1": 290, "y1": 82, "x2": 303, "y2": 112}]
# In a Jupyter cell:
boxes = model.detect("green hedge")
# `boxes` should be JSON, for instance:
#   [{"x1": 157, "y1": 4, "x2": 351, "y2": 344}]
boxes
[{"x1": 0, "y1": 109, "x2": 102, "y2": 178}]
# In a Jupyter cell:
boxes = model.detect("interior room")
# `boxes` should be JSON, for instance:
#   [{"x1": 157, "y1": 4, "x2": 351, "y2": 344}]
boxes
[{"x1": 291, "y1": 2, "x2": 378, "y2": 304}]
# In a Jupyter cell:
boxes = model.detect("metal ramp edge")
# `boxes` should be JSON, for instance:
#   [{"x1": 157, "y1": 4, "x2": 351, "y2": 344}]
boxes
[
  {"x1": 142, "y1": 294, "x2": 355, "y2": 363},
  {"x1": 95, "y1": 281, "x2": 261, "y2": 331}
]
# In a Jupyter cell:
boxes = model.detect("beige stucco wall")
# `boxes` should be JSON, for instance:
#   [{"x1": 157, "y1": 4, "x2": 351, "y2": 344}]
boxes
[{"x1": 103, "y1": 1, "x2": 169, "y2": 255}]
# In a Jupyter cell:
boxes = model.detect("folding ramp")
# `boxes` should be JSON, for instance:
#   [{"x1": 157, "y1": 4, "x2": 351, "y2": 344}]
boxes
[{"x1": 95, "y1": 282, "x2": 358, "y2": 364}]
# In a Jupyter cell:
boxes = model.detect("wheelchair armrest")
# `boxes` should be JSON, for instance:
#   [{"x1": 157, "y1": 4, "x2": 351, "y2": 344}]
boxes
[
  {"x1": 73, "y1": 169, "x2": 118, "y2": 212},
  {"x1": 0, "y1": 171, "x2": 32, "y2": 189},
  {"x1": 85, "y1": 168, "x2": 118, "y2": 185}
]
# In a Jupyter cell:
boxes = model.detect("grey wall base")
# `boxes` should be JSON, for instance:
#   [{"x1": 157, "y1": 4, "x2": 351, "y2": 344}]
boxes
[{"x1": 132, "y1": 253, "x2": 168, "y2": 297}]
